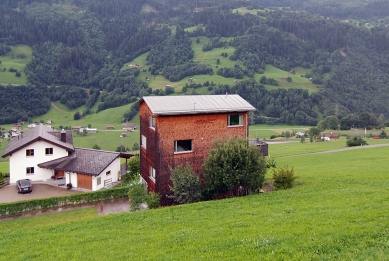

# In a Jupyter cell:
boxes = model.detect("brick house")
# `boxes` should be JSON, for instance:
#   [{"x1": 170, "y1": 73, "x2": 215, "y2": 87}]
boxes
[{"x1": 138, "y1": 94, "x2": 255, "y2": 205}]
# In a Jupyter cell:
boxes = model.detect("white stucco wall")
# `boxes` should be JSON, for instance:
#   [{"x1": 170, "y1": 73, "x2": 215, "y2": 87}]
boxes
[
  {"x1": 64, "y1": 158, "x2": 120, "y2": 191},
  {"x1": 9, "y1": 141, "x2": 69, "y2": 183},
  {"x1": 93, "y1": 158, "x2": 120, "y2": 191}
]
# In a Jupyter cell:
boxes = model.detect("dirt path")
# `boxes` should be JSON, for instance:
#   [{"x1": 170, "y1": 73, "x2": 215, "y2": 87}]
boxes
[
  {"x1": 51, "y1": 102, "x2": 68, "y2": 113},
  {"x1": 277, "y1": 143, "x2": 389, "y2": 158}
]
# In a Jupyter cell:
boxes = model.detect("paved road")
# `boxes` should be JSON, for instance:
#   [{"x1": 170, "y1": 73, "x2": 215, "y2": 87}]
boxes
[{"x1": 0, "y1": 184, "x2": 81, "y2": 203}]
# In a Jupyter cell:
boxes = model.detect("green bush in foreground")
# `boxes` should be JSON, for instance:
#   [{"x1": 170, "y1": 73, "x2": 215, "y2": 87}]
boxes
[
  {"x1": 272, "y1": 166, "x2": 298, "y2": 190},
  {"x1": 169, "y1": 163, "x2": 202, "y2": 204},
  {"x1": 346, "y1": 136, "x2": 368, "y2": 147},
  {"x1": 128, "y1": 183, "x2": 160, "y2": 211}
]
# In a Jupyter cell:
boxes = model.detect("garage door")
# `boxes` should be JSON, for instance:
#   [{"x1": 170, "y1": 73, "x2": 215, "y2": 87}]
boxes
[{"x1": 77, "y1": 174, "x2": 92, "y2": 190}]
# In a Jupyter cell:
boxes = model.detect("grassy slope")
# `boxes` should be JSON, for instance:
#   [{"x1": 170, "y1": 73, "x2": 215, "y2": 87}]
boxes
[
  {"x1": 1, "y1": 143, "x2": 389, "y2": 260},
  {"x1": 0, "y1": 45, "x2": 32, "y2": 85},
  {"x1": 122, "y1": 36, "x2": 318, "y2": 93}
]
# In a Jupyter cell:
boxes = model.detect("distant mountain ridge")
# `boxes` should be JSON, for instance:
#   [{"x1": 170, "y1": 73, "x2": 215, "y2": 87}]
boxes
[{"x1": 0, "y1": 0, "x2": 389, "y2": 127}]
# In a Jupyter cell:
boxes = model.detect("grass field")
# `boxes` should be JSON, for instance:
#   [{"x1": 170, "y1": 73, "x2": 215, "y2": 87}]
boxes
[
  {"x1": 0, "y1": 45, "x2": 32, "y2": 85},
  {"x1": 1, "y1": 142, "x2": 389, "y2": 260},
  {"x1": 122, "y1": 36, "x2": 318, "y2": 93}
]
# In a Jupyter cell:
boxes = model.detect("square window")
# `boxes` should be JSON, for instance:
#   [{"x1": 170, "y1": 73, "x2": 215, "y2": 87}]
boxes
[
  {"x1": 97, "y1": 177, "x2": 101, "y2": 186},
  {"x1": 174, "y1": 140, "x2": 192, "y2": 153},
  {"x1": 26, "y1": 167, "x2": 34, "y2": 175},
  {"x1": 26, "y1": 149, "x2": 34, "y2": 157},
  {"x1": 149, "y1": 167, "x2": 156, "y2": 182},
  {"x1": 45, "y1": 148, "x2": 53, "y2": 155},
  {"x1": 141, "y1": 135, "x2": 147, "y2": 149},
  {"x1": 228, "y1": 114, "x2": 243, "y2": 126},
  {"x1": 149, "y1": 116, "x2": 156, "y2": 129},
  {"x1": 106, "y1": 170, "x2": 111, "y2": 176}
]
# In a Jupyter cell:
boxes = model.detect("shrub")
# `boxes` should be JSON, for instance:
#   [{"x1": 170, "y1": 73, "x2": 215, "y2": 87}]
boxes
[
  {"x1": 128, "y1": 184, "x2": 148, "y2": 211},
  {"x1": 346, "y1": 137, "x2": 368, "y2": 147},
  {"x1": 272, "y1": 166, "x2": 298, "y2": 190},
  {"x1": 146, "y1": 191, "x2": 161, "y2": 209},
  {"x1": 169, "y1": 163, "x2": 202, "y2": 204}
]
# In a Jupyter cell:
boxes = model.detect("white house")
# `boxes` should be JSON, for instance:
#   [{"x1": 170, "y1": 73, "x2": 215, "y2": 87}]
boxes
[{"x1": 2, "y1": 124, "x2": 122, "y2": 190}]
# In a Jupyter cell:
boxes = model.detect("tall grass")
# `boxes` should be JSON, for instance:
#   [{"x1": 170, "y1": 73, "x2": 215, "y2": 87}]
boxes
[{"x1": 1, "y1": 144, "x2": 389, "y2": 260}]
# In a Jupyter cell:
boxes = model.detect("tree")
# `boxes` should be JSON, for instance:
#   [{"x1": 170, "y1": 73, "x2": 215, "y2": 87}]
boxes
[
  {"x1": 74, "y1": 111, "x2": 81, "y2": 120},
  {"x1": 169, "y1": 163, "x2": 202, "y2": 204},
  {"x1": 286, "y1": 76, "x2": 292, "y2": 82},
  {"x1": 216, "y1": 58, "x2": 220, "y2": 65},
  {"x1": 203, "y1": 137, "x2": 267, "y2": 198},
  {"x1": 308, "y1": 127, "x2": 321, "y2": 140},
  {"x1": 132, "y1": 143, "x2": 140, "y2": 151},
  {"x1": 128, "y1": 155, "x2": 140, "y2": 179}
]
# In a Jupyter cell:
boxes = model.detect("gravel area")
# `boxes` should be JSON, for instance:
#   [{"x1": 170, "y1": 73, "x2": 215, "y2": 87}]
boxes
[{"x1": 0, "y1": 183, "x2": 81, "y2": 204}]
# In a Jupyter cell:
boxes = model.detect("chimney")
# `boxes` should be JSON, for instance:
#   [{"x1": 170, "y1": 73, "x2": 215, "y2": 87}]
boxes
[{"x1": 61, "y1": 129, "x2": 67, "y2": 143}]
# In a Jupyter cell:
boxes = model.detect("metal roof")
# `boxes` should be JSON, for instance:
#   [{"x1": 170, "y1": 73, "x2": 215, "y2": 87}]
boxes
[{"x1": 140, "y1": 94, "x2": 255, "y2": 115}]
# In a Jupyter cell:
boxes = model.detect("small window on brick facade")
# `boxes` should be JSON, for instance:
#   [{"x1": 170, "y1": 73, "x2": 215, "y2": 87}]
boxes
[
  {"x1": 228, "y1": 114, "x2": 243, "y2": 126},
  {"x1": 149, "y1": 116, "x2": 156, "y2": 129},
  {"x1": 174, "y1": 140, "x2": 192, "y2": 153},
  {"x1": 141, "y1": 135, "x2": 147, "y2": 149},
  {"x1": 149, "y1": 167, "x2": 156, "y2": 182}
]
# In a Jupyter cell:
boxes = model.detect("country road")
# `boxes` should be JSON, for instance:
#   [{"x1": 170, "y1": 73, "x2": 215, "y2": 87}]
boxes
[{"x1": 276, "y1": 143, "x2": 389, "y2": 158}]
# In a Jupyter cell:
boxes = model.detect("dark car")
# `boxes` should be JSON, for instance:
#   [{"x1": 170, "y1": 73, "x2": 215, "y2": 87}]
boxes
[{"x1": 16, "y1": 179, "x2": 33, "y2": 193}]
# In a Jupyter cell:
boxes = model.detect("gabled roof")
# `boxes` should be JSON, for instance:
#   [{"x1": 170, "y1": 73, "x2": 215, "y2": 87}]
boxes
[
  {"x1": 138, "y1": 94, "x2": 256, "y2": 115},
  {"x1": 2, "y1": 124, "x2": 74, "y2": 158},
  {"x1": 38, "y1": 148, "x2": 120, "y2": 176}
]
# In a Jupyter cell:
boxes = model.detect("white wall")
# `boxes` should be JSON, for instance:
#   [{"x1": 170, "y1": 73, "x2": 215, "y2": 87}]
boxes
[
  {"x1": 9, "y1": 141, "x2": 69, "y2": 183},
  {"x1": 92, "y1": 158, "x2": 120, "y2": 191},
  {"x1": 63, "y1": 158, "x2": 120, "y2": 191}
]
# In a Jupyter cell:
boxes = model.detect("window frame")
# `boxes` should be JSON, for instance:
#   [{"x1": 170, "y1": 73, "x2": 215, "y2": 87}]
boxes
[
  {"x1": 149, "y1": 167, "x2": 156, "y2": 182},
  {"x1": 227, "y1": 114, "x2": 244, "y2": 127},
  {"x1": 149, "y1": 115, "x2": 156, "y2": 129},
  {"x1": 26, "y1": 167, "x2": 35, "y2": 175},
  {"x1": 45, "y1": 147, "x2": 53, "y2": 155},
  {"x1": 26, "y1": 149, "x2": 34, "y2": 157},
  {"x1": 141, "y1": 135, "x2": 147, "y2": 149},
  {"x1": 106, "y1": 170, "x2": 111, "y2": 176},
  {"x1": 97, "y1": 177, "x2": 101, "y2": 186},
  {"x1": 174, "y1": 140, "x2": 193, "y2": 154}
]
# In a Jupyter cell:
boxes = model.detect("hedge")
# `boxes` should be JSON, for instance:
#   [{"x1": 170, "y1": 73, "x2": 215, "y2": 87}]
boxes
[{"x1": 0, "y1": 187, "x2": 129, "y2": 217}]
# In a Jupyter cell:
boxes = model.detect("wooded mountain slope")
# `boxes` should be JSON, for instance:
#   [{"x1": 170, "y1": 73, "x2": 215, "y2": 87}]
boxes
[{"x1": 1, "y1": 0, "x2": 389, "y2": 126}]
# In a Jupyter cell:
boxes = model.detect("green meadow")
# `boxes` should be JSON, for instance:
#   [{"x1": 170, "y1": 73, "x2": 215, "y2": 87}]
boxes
[
  {"x1": 1, "y1": 142, "x2": 389, "y2": 260},
  {"x1": 122, "y1": 36, "x2": 317, "y2": 93},
  {"x1": 0, "y1": 45, "x2": 32, "y2": 85}
]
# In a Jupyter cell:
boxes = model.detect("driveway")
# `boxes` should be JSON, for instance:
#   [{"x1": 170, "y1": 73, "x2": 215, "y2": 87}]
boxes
[{"x1": 0, "y1": 184, "x2": 81, "y2": 204}]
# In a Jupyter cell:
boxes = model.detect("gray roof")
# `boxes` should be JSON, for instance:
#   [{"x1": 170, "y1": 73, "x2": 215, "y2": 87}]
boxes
[
  {"x1": 38, "y1": 148, "x2": 120, "y2": 176},
  {"x1": 139, "y1": 94, "x2": 255, "y2": 115},
  {"x1": 2, "y1": 124, "x2": 74, "y2": 158}
]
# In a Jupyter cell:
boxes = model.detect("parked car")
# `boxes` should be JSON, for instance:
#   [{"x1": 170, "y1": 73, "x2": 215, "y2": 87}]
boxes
[{"x1": 16, "y1": 179, "x2": 33, "y2": 193}]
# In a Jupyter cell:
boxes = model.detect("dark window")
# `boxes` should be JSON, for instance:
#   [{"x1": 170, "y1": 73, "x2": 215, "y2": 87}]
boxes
[
  {"x1": 106, "y1": 170, "x2": 111, "y2": 176},
  {"x1": 26, "y1": 167, "x2": 35, "y2": 174},
  {"x1": 45, "y1": 148, "x2": 53, "y2": 155},
  {"x1": 26, "y1": 149, "x2": 34, "y2": 157},
  {"x1": 174, "y1": 140, "x2": 192, "y2": 153},
  {"x1": 228, "y1": 114, "x2": 243, "y2": 126}
]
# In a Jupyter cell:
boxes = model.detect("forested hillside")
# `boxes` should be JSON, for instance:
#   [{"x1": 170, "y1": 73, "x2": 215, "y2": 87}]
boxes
[{"x1": 1, "y1": 0, "x2": 389, "y2": 128}]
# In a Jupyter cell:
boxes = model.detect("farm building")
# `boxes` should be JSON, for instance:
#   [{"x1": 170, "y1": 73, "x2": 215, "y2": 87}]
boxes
[{"x1": 138, "y1": 94, "x2": 256, "y2": 205}]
